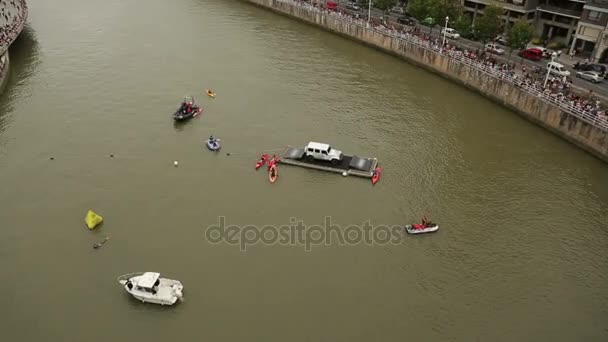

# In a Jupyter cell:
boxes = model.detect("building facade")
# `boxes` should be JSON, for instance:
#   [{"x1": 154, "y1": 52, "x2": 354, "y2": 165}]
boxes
[
  {"x1": 462, "y1": 0, "x2": 584, "y2": 47},
  {"x1": 570, "y1": 0, "x2": 608, "y2": 61}
]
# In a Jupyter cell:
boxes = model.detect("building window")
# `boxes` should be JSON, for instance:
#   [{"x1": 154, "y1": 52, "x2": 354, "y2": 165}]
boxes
[{"x1": 588, "y1": 10, "x2": 601, "y2": 22}]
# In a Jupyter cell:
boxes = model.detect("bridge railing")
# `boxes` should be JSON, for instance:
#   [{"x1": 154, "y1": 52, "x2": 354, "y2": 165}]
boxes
[{"x1": 267, "y1": 0, "x2": 608, "y2": 132}]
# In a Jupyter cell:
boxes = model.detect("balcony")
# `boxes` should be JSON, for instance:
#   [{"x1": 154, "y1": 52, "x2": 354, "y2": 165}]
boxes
[
  {"x1": 537, "y1": 0, "x2": 583, "y2": 19},
  {"x1": 586, "y1": 0, "x2": 608, "y2": 10}
]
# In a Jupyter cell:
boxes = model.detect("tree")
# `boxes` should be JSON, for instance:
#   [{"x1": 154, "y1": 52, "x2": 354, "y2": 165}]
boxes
[
  {"x1": 476, "y1": 4, "x2": 504, "y2": 43},
  {"x1": 429, "y1": 0, "x2": 463, "y2": 29},
  {"x1": 453, "y1": 14, "x2": 473, "y2": 38},
  {"x1": 407, "y1": 0, "x2": 432, "y2": 21},
  {"x1": 374, "y1": 0, "x2": 398, "y2": 11},
  {"x1": 508, "y1": 19, "x2": 534, "y2": 57}
]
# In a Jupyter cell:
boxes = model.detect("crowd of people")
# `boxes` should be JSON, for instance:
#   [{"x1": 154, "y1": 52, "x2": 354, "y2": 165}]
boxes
[
  {"x1": 284, "y1": 0, "x2": 608, "y2": 129},
  {"x1": 0, "y1": 0, "x2": 27, "y2": 53}
]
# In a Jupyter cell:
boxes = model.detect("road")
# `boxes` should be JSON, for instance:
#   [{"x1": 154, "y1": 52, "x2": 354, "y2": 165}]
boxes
[{"x1": 334, "y1": 2, "x2": 608, "y2": 97}]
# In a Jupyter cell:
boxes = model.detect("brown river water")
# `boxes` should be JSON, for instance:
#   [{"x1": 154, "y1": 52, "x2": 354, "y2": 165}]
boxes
[{"x1": 1, "y1": 0, "x2": 607, "y2": 341}]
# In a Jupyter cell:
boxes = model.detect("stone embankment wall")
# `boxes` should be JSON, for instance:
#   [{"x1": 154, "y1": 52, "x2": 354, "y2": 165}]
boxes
[
  {"x1": 0, "y1": 0, "x2": 28, "y2": 95},
  {"x1": 0, "y1": 52, "x2": 9, "y2": 93},
  {"x1": 241, "y1": 0, "x2": 608, "y2": 163}
]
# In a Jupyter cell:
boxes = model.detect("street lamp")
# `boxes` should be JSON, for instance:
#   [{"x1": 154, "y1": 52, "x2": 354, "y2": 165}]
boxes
[
  {"x1": 442, "y1": 16, "x2": 449, "y2": 48},
  {"x1": 543, "y1": 52, "x2": 557, "y2": 89}
]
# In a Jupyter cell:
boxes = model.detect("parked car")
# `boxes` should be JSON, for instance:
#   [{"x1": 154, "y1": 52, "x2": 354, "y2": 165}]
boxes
[
  {"x1": 485, "y1": 43, "x2": 505, "y2": 55},
  {"x1": 304, "y1": 142, "x2": 343, "y2": 164},
  {"x1": 575, "y1": 70, "x2": 603, "y2": 83},
  {"x1": 441, "y1": 28, "x2": 460, "y2": 39},
  {"x1": 573, "y1": 62, "x2": 606, "y2": 76},
  {"x1": 518, "y1": 48, "x2": 543, "y2": 61},
  {"x1": 527, "y1": 45, "x2": 562, "y2": 59},
  {"x1": 420, "y1": 17, "x2": 435, "y2": 27},
  {"x1": 461, "y1": 29, "x2": 480, "y2": 41},
  {"x1": 494, "y1": 35, "x2": 508, "y2": 46},
  {"x1": 397, "y1": 15, "x2": 415, "y2": 26},
  {"x1": 345, "y1": 1, "x2": 360, "y2": 11},
  {"x1": 389, "y1": 6, "x2": 406, "y2": 15},
  {"x1": 546, "y1": 61, "x2": 570, "y2": 77}
]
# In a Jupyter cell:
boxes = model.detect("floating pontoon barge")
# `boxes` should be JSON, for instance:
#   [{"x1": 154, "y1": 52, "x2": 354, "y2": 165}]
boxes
[{"x1": 278, "y1": 145, "x2": 378, "y2": 178}]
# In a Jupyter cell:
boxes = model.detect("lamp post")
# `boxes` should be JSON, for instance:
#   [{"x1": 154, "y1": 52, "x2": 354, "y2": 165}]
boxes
[
  {"x1": 368, "y1": 0, "x2": 372, "y2": 24},
  {"x1": 543, "y1": 52, "x2": 557, "y2": 89},
  {"x1": 442, "y1": 16, "x2": 449, "y2": 48}
]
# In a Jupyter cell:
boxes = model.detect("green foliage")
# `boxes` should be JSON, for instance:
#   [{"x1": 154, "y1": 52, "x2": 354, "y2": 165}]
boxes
[
  {"x1": 508, "y1": 19, "x2": 534, "y2": 51},
  {"x1": 476, "y1": 4, "x2": 504, "y2": 43},
  {"x1": 547, "y1": 41, "x2": 566, "y2": 50},
  {"x1": 407, "y1": 0, "x2": 463, "y2": 27},
  {"x1": 407, "y1": 0, "x2": 431, "y2": 20},
  {"x1": 373, "y1": 0, "x2": 398, "y2": 11},
  {"x1": 453, "y1": 14, "x2": 473, "y2": 37},
  {"x1": 530, "y1": 37, "x2": 543, "y2": 45},
  {"x1": 429, "y1": 0, "x2": 464, "y2": 27}
]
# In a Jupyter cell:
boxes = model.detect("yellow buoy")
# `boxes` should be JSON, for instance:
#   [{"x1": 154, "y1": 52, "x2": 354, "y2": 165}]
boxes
[{"x1": 85, "y1": 210, "x2": 103, "y2": 230}]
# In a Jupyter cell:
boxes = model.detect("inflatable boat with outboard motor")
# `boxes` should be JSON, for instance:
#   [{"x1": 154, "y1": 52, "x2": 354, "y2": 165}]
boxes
[
  {"x1": 206, "y1": 136, "x2": 221, "y2": 151},
  {"x1": 173, "y1": 96, "x2": 202, "y2": 122},
  {"x1": 405, "y1": 223, "x2": 439, "y2": 234}
]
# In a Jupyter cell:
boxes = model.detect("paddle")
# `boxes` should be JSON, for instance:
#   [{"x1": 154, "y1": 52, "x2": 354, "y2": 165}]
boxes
[{"x1": 93, "y1": 236, "x2": 111, "y2": 249}]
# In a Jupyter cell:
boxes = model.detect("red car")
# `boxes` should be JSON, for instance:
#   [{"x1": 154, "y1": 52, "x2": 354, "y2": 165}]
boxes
[{"x1": 518, "y1": 48, "x2": 543, "y2": 61}]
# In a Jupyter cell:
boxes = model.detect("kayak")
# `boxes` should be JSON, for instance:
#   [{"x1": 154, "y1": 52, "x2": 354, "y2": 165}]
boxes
[
  {"x1": 404, "y1": 224, "x2": 439, "y2": 235},
  {"x1": 268, "y1": 164, "x2": 278, "y2": 183},
  {"x1": 206, "y1": 138, "x2": 221, "y2": 151},
  {"x1": 371, "y1": 166, "x2": 382, "y2": 185},
  {"x1": 267, "y1": 158, "x2": 279, "y2": 170},
  {"x1": 255, "y1": 154, "x2": 269, "y2": 170},
  {"x1": 205, "y1": 89, "x2": 216, "y2": 98}
]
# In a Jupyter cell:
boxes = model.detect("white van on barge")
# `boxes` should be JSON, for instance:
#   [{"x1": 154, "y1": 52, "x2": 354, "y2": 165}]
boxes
[{"x1": 279, "y1": 142, "x2": 378, "y2": 178}]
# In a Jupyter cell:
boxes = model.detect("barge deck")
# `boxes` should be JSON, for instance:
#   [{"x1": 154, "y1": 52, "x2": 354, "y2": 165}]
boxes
[{"x1": 277, "y1": 145, "x2": 378, "y2": 178}]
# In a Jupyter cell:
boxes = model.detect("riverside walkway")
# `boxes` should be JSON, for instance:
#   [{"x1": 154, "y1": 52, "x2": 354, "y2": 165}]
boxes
[{"x1": 251, "y1": 0, "x2": 608, "y2": 133}]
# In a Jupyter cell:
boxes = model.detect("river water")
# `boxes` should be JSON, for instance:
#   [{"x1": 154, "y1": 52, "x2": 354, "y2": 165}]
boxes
[{"x1": 1, "y1": 0, "x2": 607, "y2": 341}]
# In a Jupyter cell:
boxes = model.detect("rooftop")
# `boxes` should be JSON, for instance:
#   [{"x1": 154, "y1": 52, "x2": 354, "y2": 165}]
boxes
[
  {"x1": 137, "y1": 272, "x2": 160, "y2": 288},
  {"x1": 307, "y1": 142, "x2": 331, "y2": 150}
]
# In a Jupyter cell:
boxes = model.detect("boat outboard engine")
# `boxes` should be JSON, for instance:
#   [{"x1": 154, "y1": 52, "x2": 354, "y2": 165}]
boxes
[{"x1": 173, "y1": 285, "x2": 183, "y2": 300}]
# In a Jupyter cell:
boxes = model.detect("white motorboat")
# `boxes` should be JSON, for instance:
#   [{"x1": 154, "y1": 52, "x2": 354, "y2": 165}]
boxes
[
  {"x1": 117, "y1": 272, "x2": 184, "y2": 305},
  {"x1": 405, "y1": 224, "x2": 439, "y2": 235}
]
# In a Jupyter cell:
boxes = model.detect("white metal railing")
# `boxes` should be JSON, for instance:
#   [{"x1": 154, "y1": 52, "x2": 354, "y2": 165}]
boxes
[{"x1": 264, "y1": 0, "x2": 608, "y2": 131}]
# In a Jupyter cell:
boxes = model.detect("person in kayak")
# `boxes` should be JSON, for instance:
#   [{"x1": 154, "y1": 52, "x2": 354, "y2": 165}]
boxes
[{"x1": 209, "y1": 135, "x2": 215, "y2": 143}]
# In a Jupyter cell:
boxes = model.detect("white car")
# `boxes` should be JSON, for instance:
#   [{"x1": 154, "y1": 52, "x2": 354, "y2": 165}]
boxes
[
  {"x1": 304, "y1": 142, "x2": 343, "y2": 164},
  {"x1": 485, "y1": 43, "x2": 505, "y2": 55},
  {"x1": 547, "y1": 61, "x2": 571, "y2": 77},
  {"x1": 346, "y1": 2, "x2": 360, "y2": 11},
  {"x1": 389, "y1": 6, "x2": 405, "y2": 15},
  {"x1": 441, "y1": 28, "x2": 460, "y2": 39},
  {"x1": 576, "y1": 70, "x2": 603, "y2": 83}
]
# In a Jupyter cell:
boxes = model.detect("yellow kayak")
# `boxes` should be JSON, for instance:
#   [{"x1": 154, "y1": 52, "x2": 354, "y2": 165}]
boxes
[
  {"x1": 85, "y1": 210, "x2": 103, "y2": 230},
  {"x1": 205, "y1": 89, "x2": 216, "y2": 98}
]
